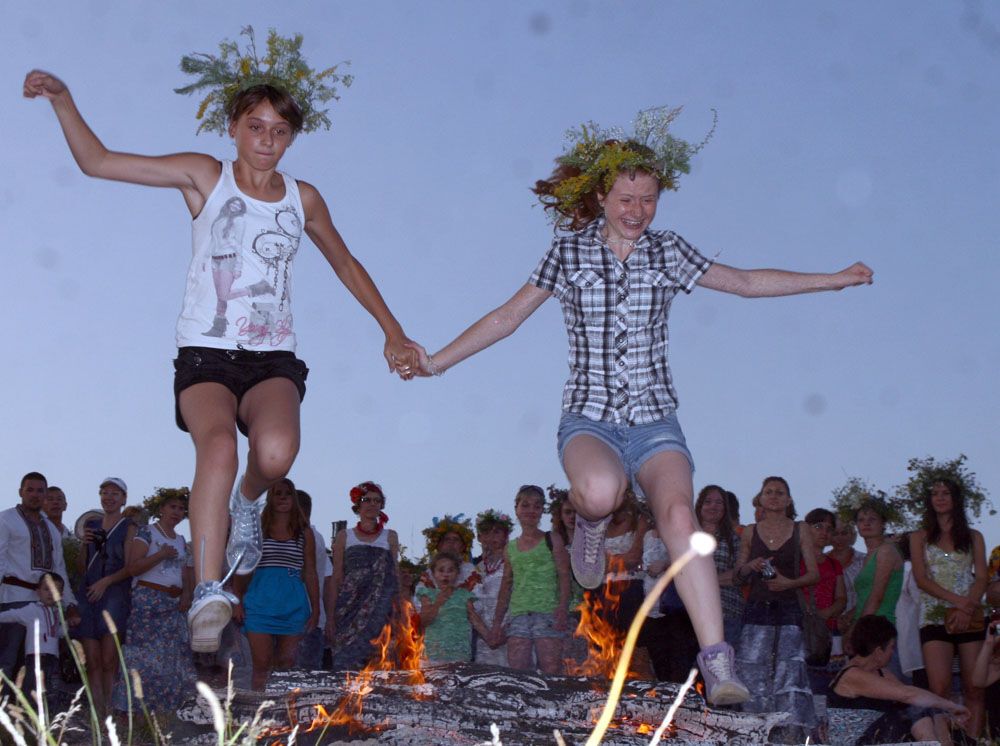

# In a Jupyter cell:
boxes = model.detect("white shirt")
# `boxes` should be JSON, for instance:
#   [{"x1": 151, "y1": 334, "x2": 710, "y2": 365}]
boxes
[
  {"x1": 0, "y1": 506, "x2": 76, "y2": 606},
  {"x1": 133, "y1": 523, "x2": 189, "y2": 588},
  {"x1": 0, "y1": 602, "x2": 61, "y2": 656},
  {"x1": 311, "y1": 525, "x2": 333, "y2": 627}
]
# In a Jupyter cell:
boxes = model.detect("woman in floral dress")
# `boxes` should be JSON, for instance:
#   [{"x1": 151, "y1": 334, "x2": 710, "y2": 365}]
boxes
[
  {"x1": 328, "y1": 481, "x2": 399, "y2": 670},
  {"x1": 113, "y1": 488, "x2": 195, "y2": 712}
]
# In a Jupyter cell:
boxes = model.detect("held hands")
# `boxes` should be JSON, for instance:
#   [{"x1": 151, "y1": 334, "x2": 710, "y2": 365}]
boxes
[
  {"x1": 832, "y1": 261, "x2": 874, "y2": 290},
  {"x1": 23, "y1": 70, "x2": 67, "y2": 101},
  {"x1": 384, "y1": 335, "x2": 419, "y2": 379},
  {"x1": 403, "y1": 341, "x2": 436, "y2": 379}
]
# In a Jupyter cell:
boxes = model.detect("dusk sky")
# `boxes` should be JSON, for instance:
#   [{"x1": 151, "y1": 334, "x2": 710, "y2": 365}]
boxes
[{"x1": 4, "y1": 2, "x2": 998, "y2": 559}]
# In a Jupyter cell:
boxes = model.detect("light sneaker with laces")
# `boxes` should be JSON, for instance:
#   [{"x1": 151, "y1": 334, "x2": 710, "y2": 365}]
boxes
[
  {"x1": 696, "y1": 641, "x2": 750, "y2": 706},
  {"x1": 570, "y1": 514, "x2": 611, "y2": 589},
  {"x1": 188, "y1": 580, "x2": 239, "y2": 653},
  {"x1": 225, "y1": 478, "x2": 265, "y2": 575}
]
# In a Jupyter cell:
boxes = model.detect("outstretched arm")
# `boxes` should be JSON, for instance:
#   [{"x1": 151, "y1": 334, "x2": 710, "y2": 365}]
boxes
[
  {"x1": 23, "y1": 70, "x2": 220, "y2": 216},
  {"x1": 697, "y1": 261, "x2": 873, "y2": 298},
  {"x1": 409, "y1": 283, "x2": 551, "y2": 376},
  {"x1": 300, "y1": 181, "x2": 416, "y2": 374}
]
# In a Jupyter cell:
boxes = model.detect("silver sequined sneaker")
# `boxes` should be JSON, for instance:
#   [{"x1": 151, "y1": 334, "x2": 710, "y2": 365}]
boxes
[
  {"x1": 570, "y1": 514, "x2": 611, "y2": 589},
  {"x1": 188, "y1": 581, "x2": 238, "y2": 653},
  {"x1": 225, "y1": 479, "x2": 265, "y2": 575},
  {"x1": 697, "y1": 641, "x2": 750, "y2": 706}
]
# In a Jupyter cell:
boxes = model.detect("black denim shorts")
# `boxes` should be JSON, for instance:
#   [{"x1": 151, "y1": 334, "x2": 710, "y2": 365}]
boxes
[{"x1": 173, "y1": 346, "x2": 309, "y2": 436}]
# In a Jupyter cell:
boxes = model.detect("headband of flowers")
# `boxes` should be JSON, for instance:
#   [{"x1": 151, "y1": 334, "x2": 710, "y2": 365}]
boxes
[
  {"x1": 422, "y1": 513, "x2": 474, "y2": 559},
  {"x1": 831, "y1": 478, "x2": 907, "y2": 529},
  {"x1": 174, "y1": 25, "x2": 352, "y2": 135},
  {"x1": 350, "y1": 481, "x2": 388, "y2": 527},
  {"x1": 141, "y1": 487, "x2": 190, "y2": 519},
  {"x1": 475, "y1": 508, "x2": 514, "y2": 535},
  {"x1": 541, "y1": 105, "x2": 716, "y2": 226}
]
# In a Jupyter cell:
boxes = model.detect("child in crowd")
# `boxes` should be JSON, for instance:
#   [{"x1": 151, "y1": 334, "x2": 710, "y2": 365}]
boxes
[
  {"x1": 0, "y1": 574, "x2": 65, "y2": 717},
  {"x1": 495, "y1": 485, "x2": 570, "y2": 675},
  {"x1": 471, "y1": 509, "x2": 513, "y2": 666},
  {"x1": 417, "y1": 553, "x2": 483, "y2": 663}
]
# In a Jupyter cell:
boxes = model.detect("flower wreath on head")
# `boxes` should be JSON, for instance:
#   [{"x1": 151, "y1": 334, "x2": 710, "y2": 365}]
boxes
[
  {"x1": 141, "y1": 487, "x2": 190, "y2": 520},
  {"x1": 475, "y1": 508, "x2": 514, "y2": 535},
  {"x1": 350, "y1": 481, "x2": 388, "y2": 528},
  {"x1": 174, "y1": 25, "x2": 353, "y2": 136},
  {"x1": 422, "y1": 514, "x2": 474, "y2": 560},
  {"x1": 539, "y1": 105, "x2": 716, "y2": 228}
]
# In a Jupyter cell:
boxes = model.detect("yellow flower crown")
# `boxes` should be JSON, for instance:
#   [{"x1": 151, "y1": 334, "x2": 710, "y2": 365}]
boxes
[
  {"x1": 542, "y1": 106, "x2": 716, "y2": 224},
  {"x1": 174, "y1": 26, "x2": 352, "y2": 135}
]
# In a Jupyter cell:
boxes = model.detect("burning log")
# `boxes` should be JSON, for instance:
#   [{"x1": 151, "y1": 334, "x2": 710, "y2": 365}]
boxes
[{"x1": 176, "y1": 663, "x2": 789, "y2": 745}]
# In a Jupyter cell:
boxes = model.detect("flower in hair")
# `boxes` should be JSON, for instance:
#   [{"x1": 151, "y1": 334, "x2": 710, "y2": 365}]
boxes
[
  {"x1": 541, "y1": 106, "x2": 716, "y2": 227},
  {"x1": 174, "y1": 25, "x2": 352, "y2": 135},
  {"x1": 423, "y1": 514, "x2": 474, "y2": 559},
  {"x1": 141, "y1": 487, "x2": 190, "y2": 519},
  {"x1": 475, "y1": 508, "x2": 514, "y2": 534}
]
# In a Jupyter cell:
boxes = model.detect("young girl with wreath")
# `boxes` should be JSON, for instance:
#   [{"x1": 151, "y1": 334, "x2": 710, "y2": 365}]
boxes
[
  {"x1": 24, "y1": 28, "x2": 416, "y2": 653},
  {"x1": 407, "y1": 106, "x2": 872, "y2": 703}
]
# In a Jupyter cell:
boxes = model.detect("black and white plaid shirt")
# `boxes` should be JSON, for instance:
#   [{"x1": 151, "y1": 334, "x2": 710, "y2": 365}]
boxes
[{"x1": 528, "y1": 218, "x2": 712, "y2": 425}]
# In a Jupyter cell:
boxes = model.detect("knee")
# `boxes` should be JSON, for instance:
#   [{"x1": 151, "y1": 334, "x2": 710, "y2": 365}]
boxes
[
  {"x1": 657, "y1": 501, "x2": 697, "y2": 538},
  {"x1": 570, "y1": 474, "x2": 626, "y2": 519},
  {"x1": 195, "y1": 428, "x2": 239, "y2": 472},
  {"x1": 250, "y1": 431, "x2": 299, "y2": 482}
]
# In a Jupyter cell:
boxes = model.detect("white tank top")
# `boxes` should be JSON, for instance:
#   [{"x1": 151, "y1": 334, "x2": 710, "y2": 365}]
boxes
[
  {"x1": 344, "y1": 526, "x2": 391, "y2": 550},
  {"x1": 176, "y1": 160, "x2": 305, "y2": 351}
]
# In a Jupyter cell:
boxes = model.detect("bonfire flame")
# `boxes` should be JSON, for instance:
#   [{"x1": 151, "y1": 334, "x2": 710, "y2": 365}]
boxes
[
  {"x1": 566, "y1": 556, "x2": 643, "y2": 680},
  {"x1": 263, "y1": 599, "x2": 428, "y2": 743}
]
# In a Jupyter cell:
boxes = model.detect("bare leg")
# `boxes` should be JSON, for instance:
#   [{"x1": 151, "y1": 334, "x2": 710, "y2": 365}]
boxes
[
  {"x1": 98, "y1": 635, "x2": 117, "y2": 715},
  {"x1": 562, "y1": 435, "x2": 628, "y2": 520},
  {"x1": 237, "y1": 377, "x2": 301, "y2": 501},
  {"x1": 247, "y1": 632, "x2": 274, "y2": 691},
  {"x1": 274, "y1": 634, "x2": 303, "y2": 670},
  {"x1": 921, "y1": 639, "x2": 957, "y2": 746},
  {"x1": 179, "y1": 383, "x2": 239, "y2": 584},
  {"x1": 507, "y1": 637, "x2": 533, "y2": 670},
  {"x1": 636, "y1": 450, "x2": 724, "y2": 647},
  {"x1": 81, "y1": 638, "x2": 105, "y2": 713},
  {"x1": 535, "y1": 636, "x2": 564, "y2": 675},
  {"x1": 957, "y1": 638, "x2": 985, "y2": 737}
]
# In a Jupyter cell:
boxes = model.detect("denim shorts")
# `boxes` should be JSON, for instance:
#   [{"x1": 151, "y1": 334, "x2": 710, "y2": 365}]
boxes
[
  {"x1": 173, "y1": 346, "x2": 308, "y2": 436},
  {"x1": 506, "y1": 611, "x2": 566, "y2": 639},
  {"x1": 556, "y1": 411, "x2": 694, "y2": 481}
]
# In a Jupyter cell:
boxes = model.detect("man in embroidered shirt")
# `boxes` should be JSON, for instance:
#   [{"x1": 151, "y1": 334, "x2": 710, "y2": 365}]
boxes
[{"x1": 0, "y1": 472, "x2": 79, "y2": 691}]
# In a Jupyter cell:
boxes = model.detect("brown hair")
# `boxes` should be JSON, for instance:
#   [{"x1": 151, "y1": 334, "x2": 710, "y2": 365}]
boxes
[
  {"x1": 228, "y1": 84, "x2": 304, "y2": 136},
  {"x1": 261, "y1": 477, "x2": 308, "y2": 538},
  {"x1": 531, "y1": 140, "x2": 664, "y2": 231}
]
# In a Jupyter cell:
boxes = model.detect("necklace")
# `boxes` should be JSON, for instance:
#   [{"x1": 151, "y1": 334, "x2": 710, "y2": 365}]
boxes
[
  {"x1": 355, "y1": 521, "x2": 382, "y2": 537},
  {"x1": 482, "y1": 555, "x2": 503, "y2": 575}
]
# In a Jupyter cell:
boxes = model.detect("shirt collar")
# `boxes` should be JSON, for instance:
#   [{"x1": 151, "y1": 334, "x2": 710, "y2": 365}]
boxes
[{"x1": 580, "y1": 216, "x2": 653, "y2": 251}]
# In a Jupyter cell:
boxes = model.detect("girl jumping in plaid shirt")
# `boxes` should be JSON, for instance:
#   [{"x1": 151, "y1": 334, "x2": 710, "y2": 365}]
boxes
[{"x1": 407, "y1": 108, "x2": 872, "y2": 704}]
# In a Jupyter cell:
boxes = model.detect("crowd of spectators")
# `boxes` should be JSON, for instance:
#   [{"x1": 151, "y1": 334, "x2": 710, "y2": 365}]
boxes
[{"x1": 2, "y1": 470, "x2": 999, "y2": 745}]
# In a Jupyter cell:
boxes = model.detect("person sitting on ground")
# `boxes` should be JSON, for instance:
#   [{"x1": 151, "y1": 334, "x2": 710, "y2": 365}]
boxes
[
  {"x1": 417, "y1": 552, "x2": 484, "y2": 664},
  {"x1": 828, "y1": 614, "x2": 969, "y2": 745}
]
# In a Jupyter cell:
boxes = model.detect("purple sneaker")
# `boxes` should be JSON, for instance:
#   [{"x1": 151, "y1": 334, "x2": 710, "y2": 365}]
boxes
[
  {"x1": 696, "y1": 641, "x2": 750, "y2": 706},
  {"x1": 571, "y1": 514, "x2": 611, "y2": 589}
]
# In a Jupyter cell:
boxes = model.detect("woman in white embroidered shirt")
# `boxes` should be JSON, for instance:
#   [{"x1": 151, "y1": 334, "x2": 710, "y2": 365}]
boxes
[
  {"x1": 23, "y1": 30, "x2": 416, "y2": 654},
  {"x1": 407, "y1": 107, "x2": 872, "y2": 705}
]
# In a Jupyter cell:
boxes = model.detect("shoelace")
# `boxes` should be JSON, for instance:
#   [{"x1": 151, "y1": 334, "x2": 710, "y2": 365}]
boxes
[
  {"x1": 193, "y1": 580, "x2": 239, "y2": 606},
  {"x1": 582, "y1": 522, "x2": 602, "y2": 563},
  {"x1": 704, "y1": 650, "x2": 733, "y2": 678}
]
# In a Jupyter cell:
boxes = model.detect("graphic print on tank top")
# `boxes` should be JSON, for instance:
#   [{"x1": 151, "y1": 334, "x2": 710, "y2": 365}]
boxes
[{"x1": 203, "y1": 196, "x2": 302, "y2": 346}]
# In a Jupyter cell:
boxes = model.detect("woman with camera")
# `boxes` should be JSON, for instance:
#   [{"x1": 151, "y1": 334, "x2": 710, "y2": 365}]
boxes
[
  {"x1": 733, "y1": 476, "x2": 819, "y2": 742},
  {"x1": 75, "y1": 477, "x2": 137, "y2": 716}
]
